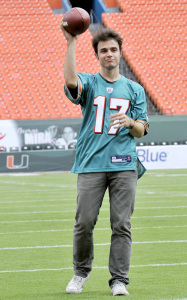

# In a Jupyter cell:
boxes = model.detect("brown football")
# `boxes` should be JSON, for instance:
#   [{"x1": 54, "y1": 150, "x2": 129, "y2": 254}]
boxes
[{"x1": 62, "y1": 7, "x2": 91, "y2": 36}]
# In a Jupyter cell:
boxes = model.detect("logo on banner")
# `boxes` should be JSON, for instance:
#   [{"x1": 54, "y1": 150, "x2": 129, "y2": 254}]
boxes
[
  {"x1": 7, "y1": 155, "x2": 29, "y2": 169},
  {"x1": 0, "y1": 133, "x2": 6, "y2": 140},
  {"x1": 0, "y1": 132, "x2": 6, "y2": 150}
]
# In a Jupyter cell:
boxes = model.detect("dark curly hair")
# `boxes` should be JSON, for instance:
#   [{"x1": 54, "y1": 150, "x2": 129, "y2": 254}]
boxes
[{"x1": 92, "y1": 28, "x2": 123, "y2": 55}]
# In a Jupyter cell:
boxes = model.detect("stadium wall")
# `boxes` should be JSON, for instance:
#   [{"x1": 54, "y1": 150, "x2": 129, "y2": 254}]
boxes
[
  {"x1": 136, "y1": 115, "x2": 187, "y2": 145},
  {"x1": 0, "y1": 115, "x2": 186, "y2": 173}
]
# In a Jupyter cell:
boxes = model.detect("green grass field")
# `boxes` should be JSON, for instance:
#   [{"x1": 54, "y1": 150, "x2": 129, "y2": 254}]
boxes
[{"x1": 0, "y1": 169, "x2": 187, "y2": 300}]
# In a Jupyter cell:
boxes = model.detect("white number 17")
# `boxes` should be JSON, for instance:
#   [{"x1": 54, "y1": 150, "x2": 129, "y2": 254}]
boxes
[{"x1": 93, "y1": 96, "x2": 130, "y2": 135}]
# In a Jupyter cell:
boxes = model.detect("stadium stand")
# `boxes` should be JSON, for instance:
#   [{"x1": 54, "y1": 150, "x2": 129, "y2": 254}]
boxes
[
  {"x1": 102, "y1": 0, "x2": 187, "y2": 115},
  {"x1": 0, "y1": 0, "x2": 100, "y2": 120},
  {"x1": 0, "y1": 0, "x2": 186, "y2": 120}
]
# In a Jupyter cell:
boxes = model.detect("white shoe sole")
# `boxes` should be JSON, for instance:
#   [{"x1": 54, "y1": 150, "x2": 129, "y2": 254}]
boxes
[
  {"x1": 112, "y1": 290, "x2": 129, "y2": 296},
  {"x1": 66, "y1": 288, "x2": 83, "y2": 294}
]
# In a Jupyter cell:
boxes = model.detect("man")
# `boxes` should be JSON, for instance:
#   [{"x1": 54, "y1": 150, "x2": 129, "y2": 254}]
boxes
[{"x1": 61, "y1": 26, "x2": 149, "y2": 296}]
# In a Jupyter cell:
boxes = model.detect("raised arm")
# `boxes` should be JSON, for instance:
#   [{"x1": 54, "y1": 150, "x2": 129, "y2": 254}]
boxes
[{"x1": 60, "y1": 23, "x2": 79, "y2": 88}]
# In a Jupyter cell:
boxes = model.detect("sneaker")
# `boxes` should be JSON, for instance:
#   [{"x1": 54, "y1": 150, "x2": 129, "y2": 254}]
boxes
[
  {"x1": 66, "y1": 275, "x2": 89, "y2": 294},
  {"x1": 111, "y1": 280, "x2": 129, "y2": 296}
]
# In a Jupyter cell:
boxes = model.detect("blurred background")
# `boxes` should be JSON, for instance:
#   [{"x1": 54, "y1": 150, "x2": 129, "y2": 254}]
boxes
[{"x1": 0, "y1": 0, "x2": 186, "y2": 172}]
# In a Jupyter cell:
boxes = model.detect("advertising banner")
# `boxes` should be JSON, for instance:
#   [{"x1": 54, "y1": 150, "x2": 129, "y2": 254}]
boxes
[
  {"x1": 0, "y1": 119, "x2": 186, "y2": 173},
  {"x1": 137, "y1": 145, "x2": 187, "y2": 170},
  {"x1": 0, "y1": 119, "x2": 81, "y2": 152},
  {"x1": 0, "y1": 145, "x2": 186, "y2": 173},
  {"x1": 0, "y1": 150, "x2": 75, "y2": 173}
]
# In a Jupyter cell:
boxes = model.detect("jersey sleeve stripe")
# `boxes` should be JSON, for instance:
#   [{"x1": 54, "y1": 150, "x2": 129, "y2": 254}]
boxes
[
  {"x1": 136, "y1": 119, "x2": 149, "y2": 132},
  {"x1": 64, "y1": 76, "x2": 82, "y2": 102},
  {"x1": 64, "y1": 84, "x2": 76, "y2": 102}
]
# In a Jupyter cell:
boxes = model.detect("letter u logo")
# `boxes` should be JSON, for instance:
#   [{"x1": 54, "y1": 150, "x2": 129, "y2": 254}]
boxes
[{"x1": 7, "y1": 155, "x2": 29, "y2": 169}]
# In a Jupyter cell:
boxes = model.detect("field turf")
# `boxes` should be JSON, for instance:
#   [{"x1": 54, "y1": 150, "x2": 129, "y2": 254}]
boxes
[{"x1": 0, "y1": 169, "x2": 187, "y2": 300}]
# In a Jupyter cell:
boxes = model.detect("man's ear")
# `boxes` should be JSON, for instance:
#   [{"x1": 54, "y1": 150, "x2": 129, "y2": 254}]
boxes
[
  {"x1": 95, "y1": 53, "x2": 99, "y2": 60},
  {"x1": 120, "y1": 51, "x2": 122, "y2": 57}
]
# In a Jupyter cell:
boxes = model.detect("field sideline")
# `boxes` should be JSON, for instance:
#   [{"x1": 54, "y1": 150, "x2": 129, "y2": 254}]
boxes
[{"x1": 0, "y1": 169, "x2": 187, "y2": 300}]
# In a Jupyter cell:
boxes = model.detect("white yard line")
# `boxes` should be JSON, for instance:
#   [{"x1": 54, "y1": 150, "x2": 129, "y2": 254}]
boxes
[
  {"x1": 148, "y1": 173, "x2": 187, "y2": 177},
  {"x1": 0, "y1": 206, "x2": 187, "y2": 215},
  {"x1": 0, "y1": 210, "x2": 76, "y2": 215},
  {"x1": 133, "y1": 215, "x2": 187, "y2": 219},
  {"x1": 1, "y1": 193, "x2": 187, "y2": 203},
  {"x1": 135, "y1": 206, "x2": 187, "y2": 209},
  {"x1": 0, "y1": 225, "x2": 186, "y2": 235},
  {"x1": 0, "y1": 200, "x2": 187, "y2": 209},
  {"x1": 0, "y1": 199, "x2": 76, "y2": 204},
  {"x1": 0, "y1": 189, "x2": 74, "y2": 192},
  {"x1": 0, "y1": 240, "x2": 187, "y2": 251},
  {"x1": 0, "y1": 262, "x2": 186, "y2": 274},
  {"x1": 1, "y1": 215, "x2": 187, "y2": 224},
  {"x1": 0, "y1": 179, "x2": 186, "y2": 188},
  {"x1": 0, "y1": 203, "x2": 76, "y2": 209},
  {"x1": 138, "y1": 194, "x2": 187, "y2": 198},
  {"x1": 0, "y1": 180, "x2": 77, "y2": 188},
  {"x1": 0, "y1": 218, "x2": 76, "y2": 224},
  {"x1": 0, "y1": 197, "x2": 186, "y2": 206},
  {"x1": 160, "y1": 299, "x2": 187, "y2": 300}
]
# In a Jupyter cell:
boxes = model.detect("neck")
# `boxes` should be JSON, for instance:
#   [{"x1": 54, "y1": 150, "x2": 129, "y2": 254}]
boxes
[{"x1": 100, "y1": 68, "x2": 121, "y2": 82}]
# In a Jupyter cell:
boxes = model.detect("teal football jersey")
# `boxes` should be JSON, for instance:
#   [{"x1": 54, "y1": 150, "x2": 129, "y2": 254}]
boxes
[{"x1": 64, "y1": 72, "x2": 149, "y2": 173}]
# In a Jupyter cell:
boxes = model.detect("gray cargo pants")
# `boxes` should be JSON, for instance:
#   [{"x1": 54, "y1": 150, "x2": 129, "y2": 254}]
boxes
[{"x1": 73, "y1": 171, "x2": 137, "y2": 286}]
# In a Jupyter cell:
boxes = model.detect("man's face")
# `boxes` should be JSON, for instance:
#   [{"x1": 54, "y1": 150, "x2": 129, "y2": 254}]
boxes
[
  {"x1": 97, "y1": 39, "x2": 121, "y2": 71},
  {"x1": 63, "y1": 127, "x2": 74, "y2": 142}
]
